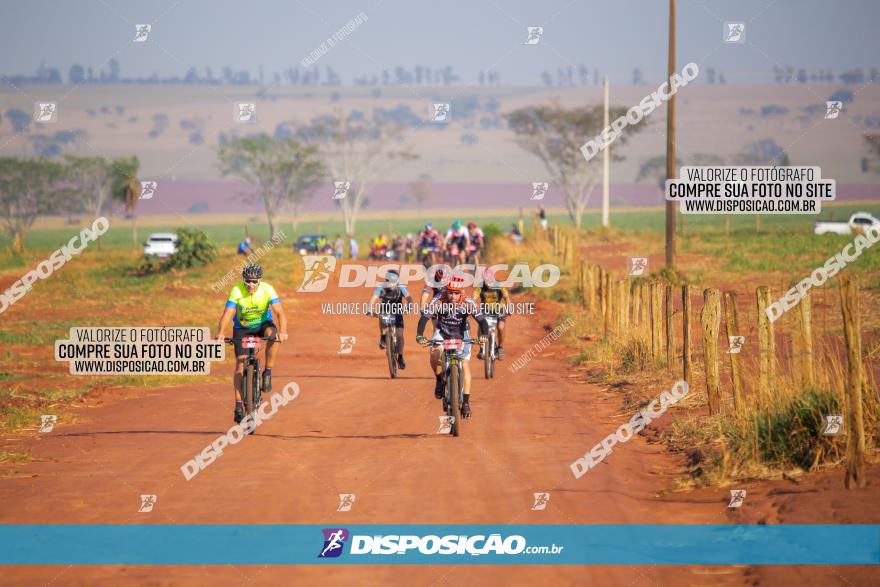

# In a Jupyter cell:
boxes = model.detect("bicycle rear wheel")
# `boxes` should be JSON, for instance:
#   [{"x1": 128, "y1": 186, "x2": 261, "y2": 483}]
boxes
[
  {"x1": 243, "y1": 363, "x2": 256, "y2": 435},
  {"x1": 447, "y1": 364, "x2": 461, "y2": 437},
  {"x1": 484, "y1": 332, "x2": 495, "y2": 379},
  {"x1": 385, "y1": 329, "x2": 397, "y2": 378}
]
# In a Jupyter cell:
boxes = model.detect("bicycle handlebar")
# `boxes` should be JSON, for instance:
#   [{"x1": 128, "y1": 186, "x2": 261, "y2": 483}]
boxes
[
  {"x1": 421, "y1": 337, "x2": 482, "y2": 346},
  {"x1": 223, "y1": 335, "x2": 278, "y2": 344}
]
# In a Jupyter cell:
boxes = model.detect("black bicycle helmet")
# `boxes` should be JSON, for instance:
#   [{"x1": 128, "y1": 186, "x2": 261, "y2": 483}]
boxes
[{"x1": 242, "y1": 263, "x2": 263, "y2": 280}]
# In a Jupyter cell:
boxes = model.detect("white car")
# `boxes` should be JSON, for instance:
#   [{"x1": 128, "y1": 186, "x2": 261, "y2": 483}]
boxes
[
  {"x1": 814, "y1": 212, "x2": 879, "y2": 235},
  {"x1": 143, "y1": 233, "x2": 179, "y2": 258}
]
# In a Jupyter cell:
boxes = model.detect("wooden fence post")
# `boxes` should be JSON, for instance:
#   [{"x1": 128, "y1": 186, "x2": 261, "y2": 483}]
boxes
[
  {"x1": 650, "y1": 283, "x2": 664, "y2": 361},
  {"x1": 665, "y1": 285, "x2": 675, "y2": 370},
  {"x1": 792, "y1": 290, "x2": 815, "y2": 389},
  {"x1": 587, "y1": 264, "x2": 597, "y2": 312},
  {"x1": 723, "y1": 290, "x2": 744, "y2": 414},
  {"x1": 602, "y1": 270, "x2": 611, "y2": 338},
  {"x1": 641, "y1": 282, "x2": 651, "y2": 343},
  {"x1": 840, "y1": 274, "x2": 866, "y2": 489},
  {"x1": 552, "y1": 226, "x2": 559, "y2": 257},
  {"x1": 682, "y1": 285, "x2": 692, "y2": 386},
  {"x1": 756, "y1": 286, "x2": 776, "y2": 405},
  {"x1": 700, "y1": 288, "x2": 722, "y2": 415},
  {"x1": 631, "y1": 282, "x2": 642, "y2": 332}
]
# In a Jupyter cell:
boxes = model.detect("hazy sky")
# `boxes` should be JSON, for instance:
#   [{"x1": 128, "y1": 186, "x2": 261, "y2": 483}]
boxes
[{"x1": 1, "y1": 0, "x2": 879, "y2": 85}]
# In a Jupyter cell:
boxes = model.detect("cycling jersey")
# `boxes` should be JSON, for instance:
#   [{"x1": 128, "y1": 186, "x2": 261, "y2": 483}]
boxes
[
  {"x1": 417, "y1": 293, "x2": 488, "y2": 340},
  {"x1": 373, "y1": 284, "x2": 410, "y2": 307},
  {"x1": 446, "y1": 226, "x2": 468, "y2": 245},
  {"x1": 474, "y1": 286, "x2": 510, "y2": 315},
  {"x1": 225, "y1": 282, "x2": 280, "y2": 328},
  {"x1": 469, "y1": 228, "x2": 484, "y2": 248}
]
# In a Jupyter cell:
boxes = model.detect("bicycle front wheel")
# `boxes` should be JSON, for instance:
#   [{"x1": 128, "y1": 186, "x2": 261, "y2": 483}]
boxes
[
  {"x1": 447, "y1": 364, "x2": 461, "y2": 437},
  {"x1": 385, "y1": 329, "x2": 397, "y2": 378}
]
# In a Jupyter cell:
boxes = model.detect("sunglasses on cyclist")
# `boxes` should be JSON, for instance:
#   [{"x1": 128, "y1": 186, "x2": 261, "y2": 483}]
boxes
[{"x1": 245, "y1": 279, "x2": 260, "y2": 285}]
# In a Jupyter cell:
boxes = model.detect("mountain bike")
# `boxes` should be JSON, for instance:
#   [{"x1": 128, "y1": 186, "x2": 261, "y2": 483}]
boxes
[
  {"x1": 224, "y1": 335, "x2": 276, "y2": 435},
  {"x1": 424, "y1": 337, "x2": 480, "y2": 437},
  {"x1": 370, "y1": 311, "x2": 400, "y2": 378},
  {"x1": 482, "y1": 315, "x2": 499, "y2": 379}
]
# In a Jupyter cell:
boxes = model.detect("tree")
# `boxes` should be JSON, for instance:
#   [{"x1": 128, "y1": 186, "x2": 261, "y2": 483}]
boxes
[
  {"x1": 5, "y1": 109, "x2": 30, "y2": 133},
  {"x1": 298, "y1": 109, "x2": 416, "y2": 237},
  {"x1": 279, "y1": 142, "x2": 325, "y2": 232},
  {"x1": 109, "y1": 156, "x2": 141, "y2": 246},
  {"x1": 505, "y1": 103, "x2": 646, "y2": 228},
  {"x1": 637, "y1": 155, "x2": 683, "y2": 201},
  {"x1": 217, "y1": 135, "x2": 325, "y2": 236},
  {"x1": 65, "y1": 156, "x2": 116, "y2": 249},
  {"x1": 410, "y1": 173, "x2": 432, "y2": 213},
  {"x1": 734, "y1": 138, "x2": 790, "y2": 166},
  {"x1": 0, "y1": 158, "x2": 70, "y2": 253},
  {"x1": 69, "y1": 64, "x2": 85, "y2": 84}
]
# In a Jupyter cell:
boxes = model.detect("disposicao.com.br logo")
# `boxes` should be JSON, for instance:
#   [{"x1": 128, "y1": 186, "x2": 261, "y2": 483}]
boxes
[
  {"x1": 297, "y1": 258, "x2": 560, "y2": 292},
  {"x1": 317, "y1": 529, "x2": 563, "y2": 558}
]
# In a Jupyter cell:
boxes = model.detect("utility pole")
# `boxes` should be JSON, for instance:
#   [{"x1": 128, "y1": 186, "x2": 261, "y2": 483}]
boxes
[
  {"x1": 602, "y1": 75, "x2": 610, "y2": 227},
  {"x1": 665, "y1": 0, "x2": 677, "y2": 268}
]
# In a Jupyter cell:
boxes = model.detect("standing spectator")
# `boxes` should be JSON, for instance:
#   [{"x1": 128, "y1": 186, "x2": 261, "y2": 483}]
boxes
[
  {"x1": 538, "y1": 205, "x2": 548, "y2": 230},
  {"x1": 333, "y1": 234, "x2": 345, "y2": 259},
  {"x1": 349, "y1": 236, "x2": 359, "y2": 259}
]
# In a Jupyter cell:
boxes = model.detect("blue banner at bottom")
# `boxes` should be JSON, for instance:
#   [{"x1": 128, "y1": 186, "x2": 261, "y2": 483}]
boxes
[{"x1": 0, "y1": 525, "x2": 877, "y2": 565}]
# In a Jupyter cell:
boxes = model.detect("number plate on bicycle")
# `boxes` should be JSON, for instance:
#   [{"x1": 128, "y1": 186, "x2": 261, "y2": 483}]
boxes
[
  {"x1": 442, "y1": 339, "x2": 464, "y2": 350},
  {"x1": 242, "y1": 336, "x2": 260, "y2": 348}
]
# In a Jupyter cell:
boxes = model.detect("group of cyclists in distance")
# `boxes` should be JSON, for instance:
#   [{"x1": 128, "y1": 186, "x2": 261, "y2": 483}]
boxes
[
  {"x1": 369, "y1": 219, "x2": 485, "y2": 266},
  {"x1": 218, "y1": 219, "x2": 508, "y2": 425}
]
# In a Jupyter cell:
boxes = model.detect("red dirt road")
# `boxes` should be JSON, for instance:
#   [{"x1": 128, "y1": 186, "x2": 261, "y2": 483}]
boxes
[{"x1": 0, "y1": 266, "x2": 877, "y2": 586}]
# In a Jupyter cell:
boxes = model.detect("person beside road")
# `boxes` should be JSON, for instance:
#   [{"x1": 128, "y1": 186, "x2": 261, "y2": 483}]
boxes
[
  {"x1": 416, "y1": 275, "x2": 488, "y2": 418},
  {"x1": 215, "y1": 263, "x2": 288, "y2": 423},
  {"x1": 369, "y1": 269, "x2": 413, "y2": 370},
  {"x1": 349, "y1": 236, "x2": 359, "y2": 259},
  {"x1": 473, "y1": 268, "x2": 510, "y2": 360},
  {"x1": 333, "y1": 234, "x2": 345, "y2": 259},
  {"x1": 538, "y1": 205, "x2": 548, "y2": 230},
  {"x1": 237, "y1": 236, "x2": 255, "y2": 256}
]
